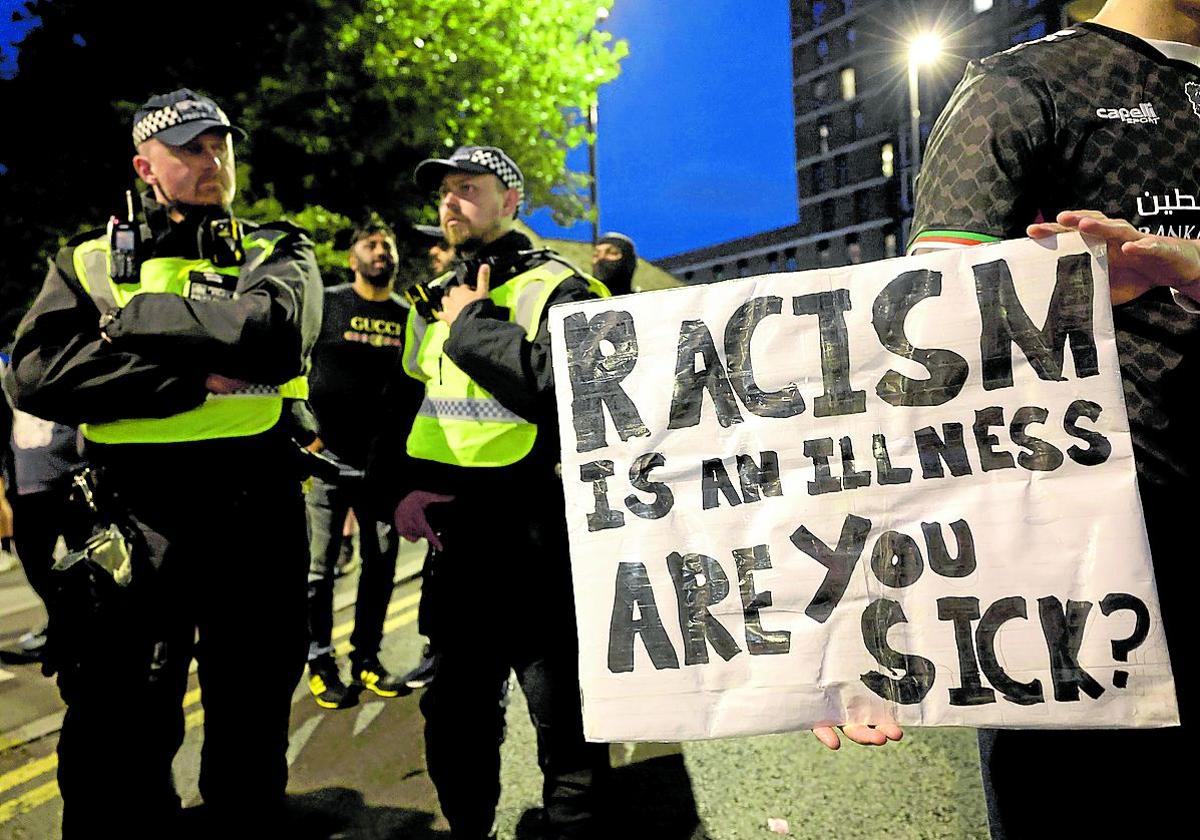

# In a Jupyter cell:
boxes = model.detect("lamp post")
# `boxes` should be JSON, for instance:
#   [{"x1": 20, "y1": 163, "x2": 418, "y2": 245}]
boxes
[
  {"x1": 907, "y1": 32, "x2": 943, "y2": 179},
  {"x1": 587, "y1": 5, "x2": 610, "y2": 246}
]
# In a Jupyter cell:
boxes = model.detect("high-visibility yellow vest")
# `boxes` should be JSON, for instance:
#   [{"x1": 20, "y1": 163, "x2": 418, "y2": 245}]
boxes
[
  {"x1": 73, "y1": 230, "x2": 307, "y2": 444},
  {"x1": 402, "y1": 258, "x2": 609, "y2": 467}
]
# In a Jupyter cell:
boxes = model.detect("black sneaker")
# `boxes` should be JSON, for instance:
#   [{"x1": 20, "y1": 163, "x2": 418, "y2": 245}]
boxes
[
  {"x1": 353, "y1": 658, "x2": 405, "y2": 698},
  {"x1": 401, "y1": 646, "x2": 439, "y2": 690},
  {"x1": 308, "y1": 657, "x2": 355, "y2": 709}
]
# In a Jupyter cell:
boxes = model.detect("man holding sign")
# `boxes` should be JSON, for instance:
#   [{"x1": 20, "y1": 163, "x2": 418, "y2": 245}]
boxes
[
  {"x1": 910, "y1": 0, "x2": 1199, "y2": 835},
  {"x1": 375, "y1": 145, "x2": 611, "y2": 839}
]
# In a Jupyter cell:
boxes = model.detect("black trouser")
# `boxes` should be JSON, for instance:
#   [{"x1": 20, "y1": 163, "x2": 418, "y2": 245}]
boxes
[
  {"x1": 10, "y1": 483, "x2": 92, "y2": 606},
  {"x1": 419, "y1": 483, "x2": 609, "y2": 839},
  {"x1": 305, "y1": 474, "x2": 399, "y2": 664},
  {"x1": 53, "y1": 443, "x2": 308, "y2": 838}
]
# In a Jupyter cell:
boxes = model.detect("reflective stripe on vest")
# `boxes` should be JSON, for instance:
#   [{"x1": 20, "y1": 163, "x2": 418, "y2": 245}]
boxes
[
  {"x1": 73, "y1": 234, "x2": 292, "y2": 444},
  {"x1": 403, "y1": 258, "x2": 609, "y2": 467}
]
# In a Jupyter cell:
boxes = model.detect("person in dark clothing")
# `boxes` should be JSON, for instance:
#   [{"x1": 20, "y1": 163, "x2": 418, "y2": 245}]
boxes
[
  {"x1": 304, "y1": 216, "x2": 411, "y2": 709},
  {"x1": 904, "y1": 2, "x2": 1200, "y2": 836},
  {"x1": 0, "y1": 387, "x2": 90, "y2": 666},
  {"x1": 412, "y1": 222, "x2": 457, "y2": 277},
  {"x1": 394, "y1": 222, "x2": 455, "y2": 692},
  {"x1": 3, "y1": 88, "x2": 321, "y2": 838},
  {"x1": 369, "y1": 145, "x2": 611, "y2": 840},
  {"x1": 590, "y1": 231, "x2": 638, "y2": 296}
]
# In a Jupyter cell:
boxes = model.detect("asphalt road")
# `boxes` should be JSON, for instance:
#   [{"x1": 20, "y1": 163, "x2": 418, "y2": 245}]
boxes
[{"x1": 0, "y1": 566, "x2": 989, "y2": 839}]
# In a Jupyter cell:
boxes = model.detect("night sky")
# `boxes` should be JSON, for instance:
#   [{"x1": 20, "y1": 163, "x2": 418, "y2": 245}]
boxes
[
  {"x1": 0, "y1": 1, "x2": 799, "y2": 260},
  {"x1": 525, "y1": 1, "x2": 799, "y2": 259}
]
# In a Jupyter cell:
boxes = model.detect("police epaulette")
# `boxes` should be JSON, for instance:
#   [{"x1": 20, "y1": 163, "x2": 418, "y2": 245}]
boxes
[
  {"x1": 267, "y1": 219, "x2": 313, "y2": 238},
  {"x1": 524, "y1": 249, "x2": 588, "y2": 279},
  {"x1": 65, "y1": 227, "x2": 109, "y2": 248}
]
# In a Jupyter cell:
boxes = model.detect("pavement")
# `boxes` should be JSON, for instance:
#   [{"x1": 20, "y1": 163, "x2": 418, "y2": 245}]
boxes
[{"x1": 0, "y1": 539, "x2": 428, "y2": 753}]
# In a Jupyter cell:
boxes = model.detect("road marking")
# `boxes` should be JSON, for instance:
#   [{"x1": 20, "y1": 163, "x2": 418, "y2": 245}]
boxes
[
  {"x1": 353, "y1": 702, "x2": 386, "y2": 738},
  {"x1": 0, "y1": 779, "x2": 58, "y2": 822},
  {"x1": 0, "y1": 754, "x2": 56, "y2": 796},
  {"x1": 0, "y1": 592, "x2": 422, "y2": 824},
  {"x1": 286, "y1": 715, "x2": 324, "y2": 767}
]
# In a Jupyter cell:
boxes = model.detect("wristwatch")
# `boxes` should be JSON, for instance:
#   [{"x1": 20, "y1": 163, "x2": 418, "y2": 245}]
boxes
[{"x1": 98, "y1": 309, "x2": 119, "y2": 344}]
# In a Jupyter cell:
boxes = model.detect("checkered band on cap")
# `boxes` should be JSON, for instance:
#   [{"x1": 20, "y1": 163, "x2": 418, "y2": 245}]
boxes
[
  {"x1": 132, "y1": 99, "x2": 230, "y2": 145},
  {"x1": 459, "y1": 147, "x2": 523, "y2": 197}
]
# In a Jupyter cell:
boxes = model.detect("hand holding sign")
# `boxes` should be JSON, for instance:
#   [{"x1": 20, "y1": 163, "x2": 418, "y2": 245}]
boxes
[
  {"x1": 812, "y1": 723, "x2": 904, "y2": 751},
  {"x1": 1028, "y1": 209, "x2": 1200, "y2": 305}
]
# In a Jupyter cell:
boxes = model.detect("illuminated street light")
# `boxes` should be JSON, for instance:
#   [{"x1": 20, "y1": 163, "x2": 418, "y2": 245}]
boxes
[{"x1": 907, "y1": 32, "x2": 944, "y2": 181}]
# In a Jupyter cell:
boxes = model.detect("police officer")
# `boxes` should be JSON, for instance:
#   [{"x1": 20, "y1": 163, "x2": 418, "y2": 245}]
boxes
[
  {"x1": 4, "y1": 88, "x2": 321, "y2": 837},
  {"x1": 373, "y1": 145, "x2": 611, "y2": 839}
]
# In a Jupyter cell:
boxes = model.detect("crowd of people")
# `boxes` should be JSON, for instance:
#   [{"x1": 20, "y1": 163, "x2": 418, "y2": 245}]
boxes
[{"x1": 0, "y1": 0, "x2": 1196, "y2": 837}]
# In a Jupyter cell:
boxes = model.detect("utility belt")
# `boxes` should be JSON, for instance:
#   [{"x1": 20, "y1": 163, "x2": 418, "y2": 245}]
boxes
[{"x1": 52, "y1": 468, "x2": 132, "y2": 587}]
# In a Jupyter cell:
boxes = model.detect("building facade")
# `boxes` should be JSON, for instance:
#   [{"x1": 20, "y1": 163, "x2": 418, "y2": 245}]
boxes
[{"x1": 662, "y1": 0, "x2": 1082, "y2": 284}]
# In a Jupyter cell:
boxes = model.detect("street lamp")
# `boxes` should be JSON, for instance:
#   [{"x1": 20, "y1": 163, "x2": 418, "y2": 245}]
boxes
[
  {"x1": 587, "y1": 5, "x2": 611, "y2": 246},
  {"x1": 907, "y1": 32, "x2": 943, "y2": 178}
]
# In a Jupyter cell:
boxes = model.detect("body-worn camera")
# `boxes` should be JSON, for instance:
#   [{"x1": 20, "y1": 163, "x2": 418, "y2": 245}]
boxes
[{"x1": 198, "y1": 214, "x2": 245, "y2": 268}]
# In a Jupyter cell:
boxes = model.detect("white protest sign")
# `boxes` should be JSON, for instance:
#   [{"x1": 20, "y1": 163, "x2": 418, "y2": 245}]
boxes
[{"x1": 548, "y1": 233, "x2": 1179, "y2": 742}]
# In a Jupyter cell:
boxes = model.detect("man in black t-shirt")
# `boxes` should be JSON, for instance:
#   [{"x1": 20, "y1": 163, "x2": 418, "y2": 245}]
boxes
[
  {"x1": 305, "y1": 217, "x2": 414, "y2": 709},
  {"x1": 907, "y1": 2, "x2": 1200, "y2": 835}
]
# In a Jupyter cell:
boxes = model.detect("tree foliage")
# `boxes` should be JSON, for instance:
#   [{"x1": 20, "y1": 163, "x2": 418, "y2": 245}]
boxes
[{"x1": 0, "y1": 0, "x2": 625, "y2": 341}]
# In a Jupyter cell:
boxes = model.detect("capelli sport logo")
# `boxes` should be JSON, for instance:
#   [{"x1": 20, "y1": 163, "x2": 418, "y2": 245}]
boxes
[{"x1": 1096, "y1": 103, "x2": 1160, "y2": 124}]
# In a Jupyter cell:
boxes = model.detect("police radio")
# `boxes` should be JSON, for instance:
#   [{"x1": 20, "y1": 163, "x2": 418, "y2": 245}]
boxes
[
  {"x1": 404, "y1": 249, "x2": 551, "y2": 323},
  {"x1": 107, "y1": 191, "x2": 140, "y2": 282}
]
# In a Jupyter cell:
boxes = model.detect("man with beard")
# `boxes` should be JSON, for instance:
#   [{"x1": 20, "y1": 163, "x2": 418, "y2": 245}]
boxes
[
  {"x1": 3, "y1": 88, "x2": 320, "y2": 836},
  {"x1": 305, "y1": 217, "x2": 413, "y2": 709},
  {"x1": 370, "y1": 145, "x2": 611, "y2": 839},
  {"x1": 591, "y1": 231, "x2": 638, "y2": 296}
]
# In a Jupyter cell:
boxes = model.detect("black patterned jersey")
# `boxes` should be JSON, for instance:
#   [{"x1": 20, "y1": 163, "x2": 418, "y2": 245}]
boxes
[{"x1": 910, "y1": 22, "x2": 1200, "y2": 493}]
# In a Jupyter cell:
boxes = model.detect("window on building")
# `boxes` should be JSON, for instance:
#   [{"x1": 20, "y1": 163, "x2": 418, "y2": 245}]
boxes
[
  {"x1": 813, "y1": 77, "x2": 831, "y2": 103},
  {"x1": 813, "y1": 1, "x2": 827, "y2": 26},
  {"x1": 712, "y1": 264, "x2": 725, "y2": 282},
  {"x1": 822, "y1": 199, "x2": 836, "y2": 230},
  {"x1": 766, "y1": 252, "x2": 779, "y2": 272},
  {"x1": 812, "y1": 161, "x2": 828, "y2": 193},
  {"x1": 852, "y1": 189, "x2": 867, "y2": 223},
  {"x1": 736, "y1": 259, "x2": 749, "y2": 278},
  {"x1": 846, "y1": 234, "x2": 863, "y2": 264},
  {"x1": 834, "y1": 154, "x2": 849, "y2": 187},
  {"x1": 884, "y1": 230, "x2": 898, "y2": 258},
  {"x1": 973, "y1": 0, "x2": 994, "y2": 11},
  {"x1": 840, "y1": 67, "x2": 856, "y2": 100},
  {"x1": 881, "y1": 142, "x2": 895, "y2": 177},
  {"x1": 817, "y1": 37, "x2": 830, "y2": 62},
  {"x1": 852, "y1": 106, "x2": 865, "y2": 138},
  {"x1": 817, "y1": 241, "x2": 833, "y2": 267},
  {"x1": 784, "y1": 249, "x2": 799, "y2": 271}
]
